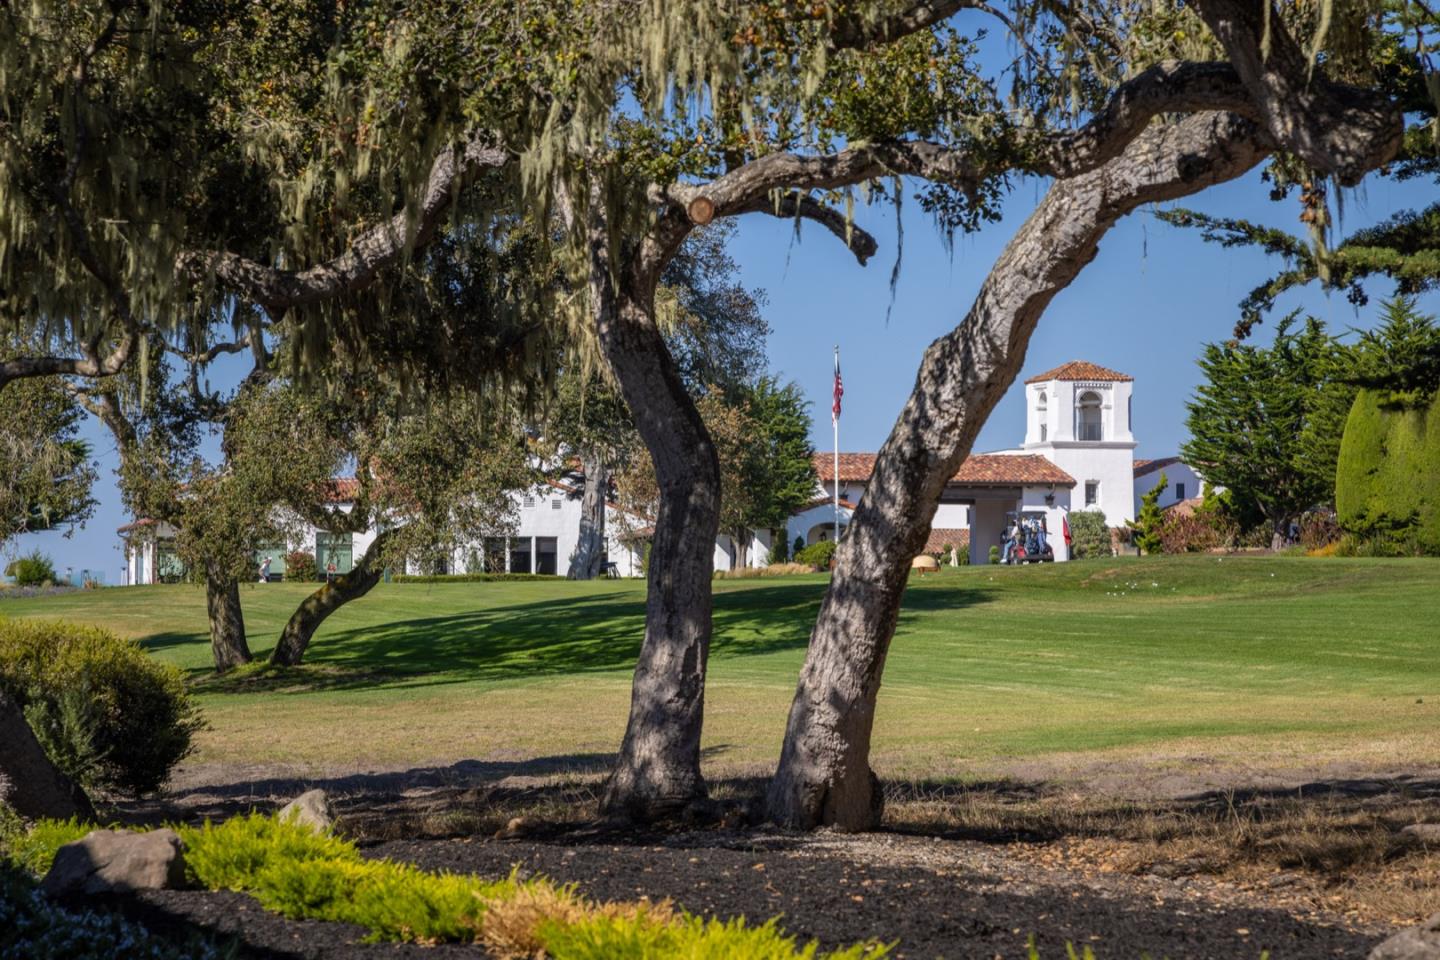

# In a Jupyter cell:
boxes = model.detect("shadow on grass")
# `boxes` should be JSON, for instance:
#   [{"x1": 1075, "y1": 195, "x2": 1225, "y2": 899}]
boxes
[{"x1": 181, "y1": 581, "x2": 992, "y2": 694}]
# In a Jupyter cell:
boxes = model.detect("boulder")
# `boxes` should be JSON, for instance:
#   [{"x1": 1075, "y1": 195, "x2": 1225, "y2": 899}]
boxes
[
  {"x1": 1400, "y1": 824, "x2": 1440, "y2": 844},
  {"x1": 1370, "y1": 914, "x2": 1440, "y2": 960},
  {"x1": 42, "y1": 829, "x2": 187, "y2": 896},
  {"x1": 279, "y1": 788, "x2": 334, "y2": 833}
]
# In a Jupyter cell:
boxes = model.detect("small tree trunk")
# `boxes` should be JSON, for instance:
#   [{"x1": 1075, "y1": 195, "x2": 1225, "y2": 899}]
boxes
[
  {"x1": 582, "y1": 194, "x2": 720, "y2": 822},
  {"x1": 766, "y1": 115, "x2": 1272, "y2": 831},
  {"x1": 0, "y1": 689, "x2": 95, "y2": 821},
  {"x1": 205, "y1": 565, "x2": 252, "y2": 672},
  {"x1": 570, "y1": 453, "x2": 608, "y2": 580},
  {"x1": 271, "y1": 530, "x2": 395, "y2": 666},
  {"x1": 733, "y1": 529, "x2": 751, "y2": 569}
]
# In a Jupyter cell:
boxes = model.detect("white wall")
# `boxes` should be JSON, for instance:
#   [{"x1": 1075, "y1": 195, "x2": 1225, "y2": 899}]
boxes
[
  {"x1": 1021, "y1": 376, "x2": 1138, "y2": 526},
  {"x1": 932, "y1": 502, "x2": 970, "y2": 527},
  {"x1": 1134, "y1": 462, "x2": 1204, "y2": 514}
]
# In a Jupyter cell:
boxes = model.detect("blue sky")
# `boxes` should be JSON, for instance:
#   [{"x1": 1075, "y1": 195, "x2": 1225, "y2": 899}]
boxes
[{"x1": 12, "y1": 163, "x2": 1439, "y2": 582}]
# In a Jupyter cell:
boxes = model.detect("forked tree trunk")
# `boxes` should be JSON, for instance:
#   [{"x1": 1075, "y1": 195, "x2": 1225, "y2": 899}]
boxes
[
  {"x1": 584, "y1": 202, "x2": 721, "y2": 821},
  {"x1": 766, "y1": 114, "x2": 1274, "y2": 831},
  {"x1": 571, "y1": 452, "x2": 608, "y2": 580},
  {"x1": 0, "y1": 689, "x2": 95, "y2": 821},
  {"x1": 205, "y1": 564, "x2": 252, "y2": 672},
  {"x1": 732, "y1": 529, "x2": 752, "y2": 570},
  {"x1": 271, "y1": 530, "x2": 395, "y2": 666}
]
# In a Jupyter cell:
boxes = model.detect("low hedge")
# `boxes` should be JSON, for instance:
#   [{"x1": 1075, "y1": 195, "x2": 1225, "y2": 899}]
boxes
[
  {"x1": 0, "y1": 619, "x2": 203, "y2": 796},
  {"x1": 6, "y1": 814, "x2": 890, "y2": 958},
  {"x1": 392, "y1": 573, "x2": 564, "y2": 583}
]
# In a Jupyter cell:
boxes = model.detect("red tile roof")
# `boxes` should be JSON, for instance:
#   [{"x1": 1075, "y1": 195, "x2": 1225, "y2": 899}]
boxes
[
  {"x1": 324, "y1": 477, "x2": 361, "y2": 502},
  {"x1": 922, "y1": 528, "x2": 971, "y2": 553},
  {"x1": 813, "y1": 453, "x2": 1074, "y2": 487},
  {"x1": 800, "y1": 495, "x2": 859, "y2": 511},
  {"x1": 1133, "y1": 456, "x2": 1182, "y2": 478},
  {"x1": 1024, "y1": 360, "x2": 1133, "y2": 384}
]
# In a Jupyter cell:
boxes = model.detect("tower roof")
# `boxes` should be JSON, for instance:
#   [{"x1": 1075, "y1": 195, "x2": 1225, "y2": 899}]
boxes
[{"x1": 1024, "y1": 360, "x2": 1133, "y2": 384}]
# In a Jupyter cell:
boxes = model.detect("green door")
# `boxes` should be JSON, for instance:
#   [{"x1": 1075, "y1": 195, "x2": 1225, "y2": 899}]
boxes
[{"x1": 316, "y1": 532, "x2": 354, "y2": 576}]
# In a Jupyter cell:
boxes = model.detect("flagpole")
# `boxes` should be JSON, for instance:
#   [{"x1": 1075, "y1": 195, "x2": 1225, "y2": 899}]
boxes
[{"x1": 833, "y1": 345, "x2": 841, "y2": 545}]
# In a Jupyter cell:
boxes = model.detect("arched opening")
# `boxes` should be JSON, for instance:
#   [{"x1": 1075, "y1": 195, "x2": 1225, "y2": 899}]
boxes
[
  {"x1": 806, "y1": 522, "x2": 847, "y2": 545},
  {"x1": 1077, "y1": 391, "x2": 1103, "y2": 441},
  {"x1": 1037, "y1": 391, "x2": 1048, "y2": 442}
]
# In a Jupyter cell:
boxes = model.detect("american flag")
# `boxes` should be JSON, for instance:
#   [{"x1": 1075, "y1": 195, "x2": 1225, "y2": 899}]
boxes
[{"x1": 832, "y1": 350, "x2": 843, "y2": 423}]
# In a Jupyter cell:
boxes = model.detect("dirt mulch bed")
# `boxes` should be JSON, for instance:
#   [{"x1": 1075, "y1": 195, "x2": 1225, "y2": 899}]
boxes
[
  {"x1": 373, "y1": 829, "x2": 1384, "y2": 959},
  {"x1": 103, "y1": 760, "x2": 1438, "y2": 958}
]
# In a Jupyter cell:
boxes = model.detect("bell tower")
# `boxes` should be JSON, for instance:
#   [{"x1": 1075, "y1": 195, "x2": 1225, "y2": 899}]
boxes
[{"x1": 1020, "y1": 360, "x2": 1138, "y2": 523}]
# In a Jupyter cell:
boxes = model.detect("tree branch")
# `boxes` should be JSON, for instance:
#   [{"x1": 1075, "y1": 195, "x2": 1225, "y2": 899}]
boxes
[
  {"x1": 179, "y1": 138, "x2": 510, "y2": 313},
  {"x1": 746, "y1": 193, "x2": 880, "y2": 265},
  {"x1": 827, "y1": 0, "x2": 979, "y2": 50},
  {"x1": 661, "y1": 59, "x2": 1259, "y2": 221},
  {"x1": 1189, "y1": 0, "x2": 1403, "y2": 184}
]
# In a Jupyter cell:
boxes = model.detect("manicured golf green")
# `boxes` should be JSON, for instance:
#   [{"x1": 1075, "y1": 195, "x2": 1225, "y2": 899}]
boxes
[{"x1": 2, "y1": 556, "x2": 1435, "y2": 781}]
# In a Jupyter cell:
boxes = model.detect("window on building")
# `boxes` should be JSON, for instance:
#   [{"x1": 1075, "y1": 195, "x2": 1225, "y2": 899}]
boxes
[
  {"x1": 523, "y1": 495, "x2": 535, "y2": 509},
  {"x1": 1077, "y1": 391, "x2": 1103, "y2": 441},
  {"x1": 1084, "y1": 481, "x2": 1099, "y2": 507},
  {"x1": 509, "y1": 538, "x2": 533, "y2": 573},
  {"x1": 1037, "y1": 391, "x2": 1049, "y2": 442},
  {"x1": 1175, "y1": 482, "x2": 1185, "y2": 500},
  {"x1": 536, "y1": 537, "x2": 559, "y2": 575},
  {"x1": 551, "y1": 498, "x2": 562, "y2": 510}
]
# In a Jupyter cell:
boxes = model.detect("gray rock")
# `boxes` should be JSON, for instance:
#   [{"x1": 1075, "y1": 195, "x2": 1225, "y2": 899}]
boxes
[
  {"x1": 278, "y1": 788, "x2": 334, "y2": 833},
  {"x1": 42, "y1": 829, "x2": 187, "y2": 896},
  {"x1": 1401, "y1": 824, "x2": 1440, "y2": 843},
  {"x1": 1370, "y1": 914, "x2": 1440, "y2": 959}
]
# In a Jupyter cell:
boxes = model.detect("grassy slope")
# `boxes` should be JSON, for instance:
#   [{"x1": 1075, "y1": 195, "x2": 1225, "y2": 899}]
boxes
[{"x1": 1, "y1": 557, "x2": 1435, "y2": 780}]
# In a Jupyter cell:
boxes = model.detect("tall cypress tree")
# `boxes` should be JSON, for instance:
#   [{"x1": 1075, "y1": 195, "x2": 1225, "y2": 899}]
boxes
[{"x1": 1182, "y1": 315, "x2": 1354, "y2": 544}]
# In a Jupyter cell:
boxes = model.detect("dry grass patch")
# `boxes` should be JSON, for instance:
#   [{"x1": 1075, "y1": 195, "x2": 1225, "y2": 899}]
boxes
[{"x1": 883, "y1": 778, "x2": 1440, "y2": 923}]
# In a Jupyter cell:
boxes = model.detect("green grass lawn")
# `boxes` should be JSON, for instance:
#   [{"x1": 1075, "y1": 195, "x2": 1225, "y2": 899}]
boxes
[{"x1": 2, "y1": 556, "x2": 1436, "y2": 783}]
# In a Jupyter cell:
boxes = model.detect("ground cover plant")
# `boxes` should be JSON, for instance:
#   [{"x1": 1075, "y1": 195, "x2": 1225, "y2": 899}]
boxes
[
  {"x1": 0, "y1": 864, "x2": 227, "y2": 960},
  {"x1": 3, "y1": 813, "x2": 889, "y2": 958}
]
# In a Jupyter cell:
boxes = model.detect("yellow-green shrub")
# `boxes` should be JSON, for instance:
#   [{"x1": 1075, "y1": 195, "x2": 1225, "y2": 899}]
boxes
[
  {"x1": 0, "y1": 619, "x2": 202, "y2": 795},
  {"x1": 0, "y1": 817, "x2": 93, "y2": 876},
  {"x1": 179, "y1": 813, "x2": 358, "y2": 891},
  {"x1": 536, "y1": 913, "x2": 891, "y2": 959}
]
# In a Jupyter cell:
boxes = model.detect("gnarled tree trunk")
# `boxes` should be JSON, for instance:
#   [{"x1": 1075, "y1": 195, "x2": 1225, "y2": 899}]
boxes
[
  {"x1": 766, "y1": 114, "x2": 1275, "y2": 831},
  {"x1": 570, "y1": 452, "x2": 608, "y2": 579},
  {"x1": 205, "y1": 564, "x2": 252, "y2": 672},
  {"x1": 0, "y1": 689, "x2": 95, "y2": 821},
  {"x1": 271, "y1": 529, "x2": 396, "y2": 666},
  {"x1": 583, "y1": 196, "x2": 721, "y2": 822}
]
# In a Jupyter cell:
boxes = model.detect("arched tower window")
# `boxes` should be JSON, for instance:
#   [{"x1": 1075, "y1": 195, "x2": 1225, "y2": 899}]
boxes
[
  {"x1": 1077, "y1": 390, "x2": 1103, "y2": 441},
  {"x1": 1037, "y1": 391, "x2": 1048, "y2": 442}
]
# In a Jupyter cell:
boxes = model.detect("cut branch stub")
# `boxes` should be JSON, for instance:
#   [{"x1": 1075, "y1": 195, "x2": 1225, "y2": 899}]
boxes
[{"x1": 687, "y1": 196, "x2": 716, "y2": 225}]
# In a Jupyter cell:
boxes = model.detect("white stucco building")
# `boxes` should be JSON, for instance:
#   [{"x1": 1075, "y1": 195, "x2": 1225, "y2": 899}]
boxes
[
  {"x1": 793, "y1": 360, "x2": 1204, "y2": 564},
  {"x1": 121, "y1": 359, "x2": 1202, "y2": 581},
  {"x1": 120, "y1": 478, "x2": 652, "y2": 585}
]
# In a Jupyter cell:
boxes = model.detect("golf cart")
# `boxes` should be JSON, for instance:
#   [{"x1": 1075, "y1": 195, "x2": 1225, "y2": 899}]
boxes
[{"x1": 1001, "y1": 510, "x2": 1055, "y2": 564}]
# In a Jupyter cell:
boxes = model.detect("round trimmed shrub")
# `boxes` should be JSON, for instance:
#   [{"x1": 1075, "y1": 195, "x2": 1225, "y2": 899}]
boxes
[
  {"x1": 0, "y1": 619, "x2": 202, "y2": 796},
  {"x1": 794, "y1": 539, "x2": 837, "y2": 570}
]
